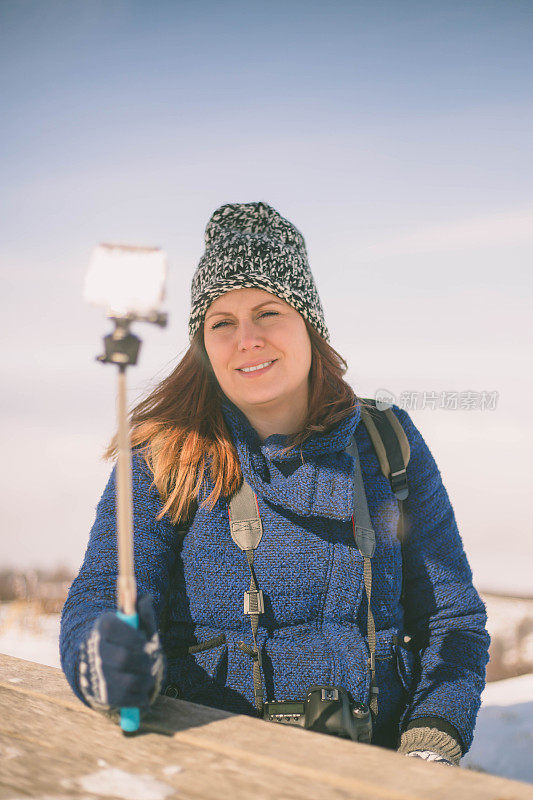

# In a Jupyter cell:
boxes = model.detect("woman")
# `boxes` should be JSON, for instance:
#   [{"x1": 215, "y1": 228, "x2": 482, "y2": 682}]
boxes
[{"x1": 60, "y1": 201, "x2": 490, "y2": 765}]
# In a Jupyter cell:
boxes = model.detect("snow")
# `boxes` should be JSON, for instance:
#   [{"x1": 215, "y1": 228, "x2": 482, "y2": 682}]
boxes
[
  {"x1": 0, "y1": 742, "x2": 23, "y2": 760},
  {"x1": 73, "y1": 767, "x2": 174, "y2": 800},
  {"x1": 162, "y1": 765, "x2": 183, "y2": 776},
  {"x1": 0, "y1": 605, "x2": 60, "y2": 668},
  {"x1": 462, "y1": 674, "x2": 533, "y2": 784}
]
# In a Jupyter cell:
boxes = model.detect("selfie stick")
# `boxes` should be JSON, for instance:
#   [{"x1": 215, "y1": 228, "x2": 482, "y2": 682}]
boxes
[
  {"x1": 86, "y1": 244, "x2": 167, "y2": 734},
  {"x1": 97, "y1": 314, "x2": 166, "y2": 732}
]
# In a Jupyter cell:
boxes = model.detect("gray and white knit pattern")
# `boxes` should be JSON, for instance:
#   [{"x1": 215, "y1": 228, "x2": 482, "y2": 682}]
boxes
[
  {"x1": 189, "y1": 202, "x2": 329, "y2": 342},
  {"x1": 145, "y1": 629, "x2": 165, "y2": 702},
  {"x1": 78, "y1": 626, "x2": 114, "y2": 715}
]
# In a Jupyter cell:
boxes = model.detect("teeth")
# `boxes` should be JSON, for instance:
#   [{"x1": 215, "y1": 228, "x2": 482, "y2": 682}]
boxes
[{"x1": 240, "y1": 360, "x2": 273, "y2": 373}]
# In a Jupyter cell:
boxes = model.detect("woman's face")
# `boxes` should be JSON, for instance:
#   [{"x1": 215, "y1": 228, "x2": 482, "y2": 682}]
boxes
[{"x1": 203, "y1": 287, "x2": 312, "y2": 423}]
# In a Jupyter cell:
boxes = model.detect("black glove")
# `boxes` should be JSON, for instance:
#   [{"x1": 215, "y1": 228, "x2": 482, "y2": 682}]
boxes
[{"x1": 78, "y1": 595, "x2": 165, "y2": 715}]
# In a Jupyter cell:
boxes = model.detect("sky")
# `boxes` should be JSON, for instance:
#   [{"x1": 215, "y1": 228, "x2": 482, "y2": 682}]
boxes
[{"x1": 1, "y1": 0, "x2": 532, "y2": 593}]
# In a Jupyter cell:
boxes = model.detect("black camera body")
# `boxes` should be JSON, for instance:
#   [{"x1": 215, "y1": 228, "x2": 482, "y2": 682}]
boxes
[{"x1": 263, "y1": 685, "x2": 372, "y2": 743}]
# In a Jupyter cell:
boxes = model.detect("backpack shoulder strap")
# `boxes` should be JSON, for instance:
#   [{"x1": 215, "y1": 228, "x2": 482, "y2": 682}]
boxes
[{"x1": 359, "y1": 399, "x2": 410, "y2": 501}]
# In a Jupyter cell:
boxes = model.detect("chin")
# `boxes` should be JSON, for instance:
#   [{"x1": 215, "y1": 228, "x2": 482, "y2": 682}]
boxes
[{"x1": 233, "y1": 388, "x2": 287, "y2": 408}]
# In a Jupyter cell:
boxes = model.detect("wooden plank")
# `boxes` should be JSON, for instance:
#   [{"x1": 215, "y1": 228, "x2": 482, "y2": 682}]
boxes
[{"x1": 0, "y1": 654, "x2": 531, "y2": 800}]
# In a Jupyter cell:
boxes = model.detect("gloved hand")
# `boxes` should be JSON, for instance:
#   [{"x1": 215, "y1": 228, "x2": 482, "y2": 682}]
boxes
[
  {"x1": 398, "y1": 724, "x2": 461, "y2": 766},
  {"x1": 78, "y1": 594, "x2": 165, "y2": 716},
  {"x1": 405, "y1": 750, "x2": 454, "y2": 766}
]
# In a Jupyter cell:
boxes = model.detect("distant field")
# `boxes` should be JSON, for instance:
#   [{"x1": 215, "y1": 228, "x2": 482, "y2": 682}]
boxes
[
  {"x1": 1, "y1": 592, "x2": 532, "y2": 681},
  {"x1": 481, "y1": 592, "x2": 533, "y2": 681}
]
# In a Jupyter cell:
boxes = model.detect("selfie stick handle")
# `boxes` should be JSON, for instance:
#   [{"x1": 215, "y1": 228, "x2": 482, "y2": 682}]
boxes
[{"x1": 116, "y1": 363, "x2": 140, "y2": 733}]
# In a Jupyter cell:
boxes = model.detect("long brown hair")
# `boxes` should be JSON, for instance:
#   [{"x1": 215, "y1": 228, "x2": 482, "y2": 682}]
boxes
[{"x1": 104, "y1": 320, "x2": 361, "y2": 524}]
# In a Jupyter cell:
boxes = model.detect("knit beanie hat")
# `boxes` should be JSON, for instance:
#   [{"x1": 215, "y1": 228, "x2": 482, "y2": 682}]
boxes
[{"x1": 189, "y1": 202, "x2": 329, "y2": 342}]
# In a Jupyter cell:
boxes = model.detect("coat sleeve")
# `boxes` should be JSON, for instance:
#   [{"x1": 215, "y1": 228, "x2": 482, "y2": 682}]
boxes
[
  {"x1": 392, "y1": 406, "x2": 490, "y2": 754},
  {"x1": 59, "y1": 450, "x2": 180, "y2": 704}
]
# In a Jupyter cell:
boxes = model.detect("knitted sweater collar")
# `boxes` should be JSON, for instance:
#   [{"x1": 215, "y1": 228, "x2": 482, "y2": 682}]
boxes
[{"x1": 221, "y1": 397, "x2": 360, "y2": 520}]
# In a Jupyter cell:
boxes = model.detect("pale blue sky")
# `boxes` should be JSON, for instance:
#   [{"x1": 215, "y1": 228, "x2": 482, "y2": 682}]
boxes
[{"x1": 1, "y1": 1, "x2": 532, "y2": 591}]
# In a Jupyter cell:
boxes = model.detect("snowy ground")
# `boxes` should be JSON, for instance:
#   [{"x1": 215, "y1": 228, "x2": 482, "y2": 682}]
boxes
[
  {"x1": 0, "y1": 603, "x2": 60, "y2": 668},
  {"x1": 0, "y1": 603, "x2": 532, "y2": 785},
  {"x1": 462, "y1": 674, "x2": 533, "y2": 783}
]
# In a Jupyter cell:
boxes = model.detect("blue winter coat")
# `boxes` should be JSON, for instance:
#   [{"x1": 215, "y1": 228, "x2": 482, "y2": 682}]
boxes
[{"x1": 60, "y1": 398, "x2": 490, "y2": 752}]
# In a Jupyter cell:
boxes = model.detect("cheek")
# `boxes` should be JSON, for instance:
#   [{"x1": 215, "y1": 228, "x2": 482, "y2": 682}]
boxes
[
  {"x1": 204, "y1": 339, "x2": 228, "y2": 381},
  {"x1": 297, "y1": 324, "x2": 312, "y2": 362},
  {"x1": 303, "y1": 335, "x2": 312, "y2": 368},
  {"x1": 285, "y1": 326, "x2": 312, "y2": 374}
]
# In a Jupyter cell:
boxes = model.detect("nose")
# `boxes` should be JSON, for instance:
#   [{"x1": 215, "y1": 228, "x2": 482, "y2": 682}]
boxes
[{"x1": 237, "y1": 318, "x2": 264, "y2": 351}]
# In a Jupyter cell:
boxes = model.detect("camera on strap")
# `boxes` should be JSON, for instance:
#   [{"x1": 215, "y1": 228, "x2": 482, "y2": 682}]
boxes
[{"x1": 263, "y1": 685, "x2": 372, "y2": 743}]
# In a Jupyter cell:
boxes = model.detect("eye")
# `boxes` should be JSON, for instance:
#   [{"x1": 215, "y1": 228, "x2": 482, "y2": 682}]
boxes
[{"x1": 210, "y1": 310, "x2": 279, "y2": 330}]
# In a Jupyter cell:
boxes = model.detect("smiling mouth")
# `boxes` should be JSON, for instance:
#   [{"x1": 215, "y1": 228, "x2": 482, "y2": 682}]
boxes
[{"x1": 237, "y1": 359, "x2": 277, "y2": 374}]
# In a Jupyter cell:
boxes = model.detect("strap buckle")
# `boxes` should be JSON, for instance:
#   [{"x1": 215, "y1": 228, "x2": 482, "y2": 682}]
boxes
[
  {"x1": 390, "y1": 468, "x2": 409, "y2": 500},
  {"x1": 244, "y1": 589, "x2": 264, "y2": 615}
]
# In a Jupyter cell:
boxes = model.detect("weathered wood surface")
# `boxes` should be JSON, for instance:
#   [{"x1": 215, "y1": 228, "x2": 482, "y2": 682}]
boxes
[{"x1": 0, "y1": 654, "x2": 531, "y2": 800}]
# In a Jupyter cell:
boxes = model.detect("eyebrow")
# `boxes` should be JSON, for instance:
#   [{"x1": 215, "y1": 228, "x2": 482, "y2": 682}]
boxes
[{"x1": 205, "y1": 299, "x2": 284, "y2": 320}]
